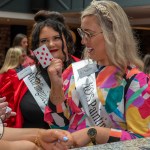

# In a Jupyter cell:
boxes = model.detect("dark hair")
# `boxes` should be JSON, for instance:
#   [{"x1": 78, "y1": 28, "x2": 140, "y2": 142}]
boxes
[
  {"x1": 32, "y1": 19, "x2": 74, "y2": 57},
  {"x1": 143, "y1": 54, "x2": 150, "y2": 74},
  {"x1": 34, "y1": 10, "x2": 66, "y2": 26},
  {"x1": 12, "y1": 33, "x2": 27, "y2": 47},
  {"x1": 31, "y1": 10, "x2": 74, "y2": 63}
]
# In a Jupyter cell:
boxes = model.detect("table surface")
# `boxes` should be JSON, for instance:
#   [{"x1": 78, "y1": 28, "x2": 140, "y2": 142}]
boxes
[{"x1": 72, "y1": 138, "x2": 150, "y2": 150}]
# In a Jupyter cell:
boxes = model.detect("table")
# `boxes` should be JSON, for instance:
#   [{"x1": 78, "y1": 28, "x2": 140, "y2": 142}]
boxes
[{"x1": 72, "y1": 138, "x2": 150, "y2": 150}]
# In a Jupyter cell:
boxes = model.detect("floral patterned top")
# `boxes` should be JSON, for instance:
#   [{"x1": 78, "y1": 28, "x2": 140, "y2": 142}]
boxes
[{"x1": 44, "y1": 63, "x2": 150, "y2": 141}]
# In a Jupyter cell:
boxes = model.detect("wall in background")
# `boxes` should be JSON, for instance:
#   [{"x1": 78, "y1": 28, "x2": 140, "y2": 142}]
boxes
[{"x1": 1, "y1": 0, "x2": 150, "y2": 13}]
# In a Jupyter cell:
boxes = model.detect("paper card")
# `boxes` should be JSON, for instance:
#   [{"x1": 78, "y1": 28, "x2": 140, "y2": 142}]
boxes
[
  {"x1": 77, "y1": 63, "x2": 98, "y2": 78},
  {"x1": 17, "y1": 66, "x2": 32, "y2": 80},
  {"x1": 33, "y1": 45, "x2": 53, "y2": 68},
  {"x1": 5, "y1": 106, "x2": 12, "y2": 113}
]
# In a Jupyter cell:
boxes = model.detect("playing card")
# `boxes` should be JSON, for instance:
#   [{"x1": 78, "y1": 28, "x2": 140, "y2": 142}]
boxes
[{"x1": 33, "y1": 44, "x2": 53, "y2": 68}]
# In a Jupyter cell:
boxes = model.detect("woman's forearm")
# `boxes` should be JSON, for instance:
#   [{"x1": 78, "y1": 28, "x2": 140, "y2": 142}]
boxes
[
  {"x1": 95, "y1": 126, "x2": 110, "y2": 144},
  {"x1": 72, "y1": 127, "x2": 110, "y2": 147},
  {"x1": 50, "y1": 85, "x2": 65, "y2": 105},
  {"x1": 0, "y1": 140, "x2": 39, "y2": 150},
  {"x1": 2, "y1": 127, "x2": 44, "y2": 143}
]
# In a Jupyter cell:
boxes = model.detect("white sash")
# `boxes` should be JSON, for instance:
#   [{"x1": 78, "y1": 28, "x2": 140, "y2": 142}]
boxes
[
  {"x1": 72, "y1": 60, "x2": 111, "y2": 127},
  {"x1": 23, "y1": 65, "x2": 50, "y2": 113}
]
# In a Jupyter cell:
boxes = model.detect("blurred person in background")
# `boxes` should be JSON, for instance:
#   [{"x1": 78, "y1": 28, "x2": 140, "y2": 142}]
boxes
[
  {"x1": 0, "y1": 46, "x2": 26, "y2": 74},
  {"x1": 143, "y1": 54, "x2": 150, "y2": 75},
  {"x1": 12, "y1": 33, "x2": 35, "y2": 67},
  {"x1": 0, "y1": 46, "x2": 26, "y2": 125}
]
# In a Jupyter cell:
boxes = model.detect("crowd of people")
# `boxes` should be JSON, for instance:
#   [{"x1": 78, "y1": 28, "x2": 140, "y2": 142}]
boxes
[{"x1": 0, "y1": 0, "x2": 149, "y2": 150}]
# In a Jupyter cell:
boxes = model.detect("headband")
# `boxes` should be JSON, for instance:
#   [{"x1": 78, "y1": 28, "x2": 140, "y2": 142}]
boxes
[{"x1": 91, "y1": 0, "x2": 111, "y2": 20}]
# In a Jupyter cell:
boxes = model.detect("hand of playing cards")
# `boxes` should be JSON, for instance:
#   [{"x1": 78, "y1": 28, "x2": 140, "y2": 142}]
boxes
[{"x1": 33, "y1": 44, "x2": 53, "y2": 68}]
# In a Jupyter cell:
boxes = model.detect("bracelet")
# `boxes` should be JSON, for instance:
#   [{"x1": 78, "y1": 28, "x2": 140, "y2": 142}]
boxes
[{"x1": 34, "y1": 130, "x2": 42, "y2": 147}]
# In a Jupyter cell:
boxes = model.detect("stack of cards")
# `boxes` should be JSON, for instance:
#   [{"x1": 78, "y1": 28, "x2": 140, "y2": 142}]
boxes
[{"x1": 33, "y1": 44, "x2": 53, "y2": 68}]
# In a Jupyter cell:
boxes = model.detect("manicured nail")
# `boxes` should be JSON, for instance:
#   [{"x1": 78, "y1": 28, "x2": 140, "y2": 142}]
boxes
[{"x1": 63, "y1": 136, "x2": 68, "y2": 141}]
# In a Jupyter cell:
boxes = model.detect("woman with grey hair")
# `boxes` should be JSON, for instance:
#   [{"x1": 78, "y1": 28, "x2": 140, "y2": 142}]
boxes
[{"x1": 45, "y1": 0, "x2": 150, "y2": 148}]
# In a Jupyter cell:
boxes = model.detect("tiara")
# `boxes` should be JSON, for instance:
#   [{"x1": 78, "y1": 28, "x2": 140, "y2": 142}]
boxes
[{"x1": 91, "y1": 0, "x2": 111, "y2": 20}]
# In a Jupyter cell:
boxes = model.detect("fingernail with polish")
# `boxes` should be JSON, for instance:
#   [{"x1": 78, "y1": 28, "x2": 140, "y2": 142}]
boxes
[{"x1": 63, "y1": 136, "x2": 68, "y2": 141}]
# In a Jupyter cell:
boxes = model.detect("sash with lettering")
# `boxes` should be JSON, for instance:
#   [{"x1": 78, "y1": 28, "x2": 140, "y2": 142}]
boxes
[
  {"x1": 72, "y1": 60, "x2": 111, "y2": 127},
  {"x1": 23, "y1": 65, "x2": 50, "y2": 113}
]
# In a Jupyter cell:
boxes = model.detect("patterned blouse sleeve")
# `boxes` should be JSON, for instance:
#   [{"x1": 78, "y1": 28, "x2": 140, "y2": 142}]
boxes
[
  {"x1": 44, "y1": 66, "x2": 73, "y2": 129},
  {"x1": 110, "y1": 72, "x2": 150, "y2": 141},
  {"x1": 44, "y1": 99, "x2": 70, "y2": 129}
]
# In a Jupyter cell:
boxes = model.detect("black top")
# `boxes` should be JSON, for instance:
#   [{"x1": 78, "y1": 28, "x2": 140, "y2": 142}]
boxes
[
  {"x1": 20, "y1": 90, "x2": 49, "y2": 128},
  {"x1": 20, "y1": 66, "x2": 50, "y2": 129},
  {"x1": 20, "y1": 55, "x2": 76, "y2": 129}
]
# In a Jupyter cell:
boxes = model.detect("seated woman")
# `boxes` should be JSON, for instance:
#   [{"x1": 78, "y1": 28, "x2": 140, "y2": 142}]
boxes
[
  {"x1": 0, "y1": 10, "x2": 79, "y2": 128},
  {"x1": 45, "y1": 0, "x2": 150, "y2": 147},
  {"x1": 12, "y1": 33, "x2": 35, "y2": 67}
]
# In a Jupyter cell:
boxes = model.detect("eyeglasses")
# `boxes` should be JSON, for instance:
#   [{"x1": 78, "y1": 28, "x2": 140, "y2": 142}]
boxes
[{"x1": 77, "y1": 28, "x2": 103, "y2": 41}]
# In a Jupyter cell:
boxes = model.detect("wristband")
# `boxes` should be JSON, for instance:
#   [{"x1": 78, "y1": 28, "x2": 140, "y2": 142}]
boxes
[{"x1": 34, "y1": 130, "x2": 42, "y2": 147}]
